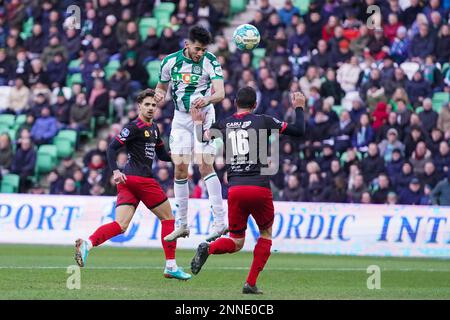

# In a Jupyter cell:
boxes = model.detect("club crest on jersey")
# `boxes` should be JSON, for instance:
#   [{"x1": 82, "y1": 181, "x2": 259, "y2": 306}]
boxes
[
  {"x1": 242, "y1": 121, "x2": 252, "y2": 129},
  {"x1": 144, "y1": 130, "x2": 150, "y2": 137},
  {"x1": 192, "y1": 65, "x2": 202, "y2": 74},
  {"x1": 120, "y1": 128, "x2": 130, "y2": 137}
]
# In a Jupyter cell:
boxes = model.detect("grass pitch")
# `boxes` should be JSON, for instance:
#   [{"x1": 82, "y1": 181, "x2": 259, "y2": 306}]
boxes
[{"x1": 0, "y1": 244, "x2": 449, "y2": 300}]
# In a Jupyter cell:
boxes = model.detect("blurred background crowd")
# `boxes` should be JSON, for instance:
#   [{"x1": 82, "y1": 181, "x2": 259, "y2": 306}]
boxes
[{"x1": 0, "y1": 0, "x2": 449, "y2": 206}]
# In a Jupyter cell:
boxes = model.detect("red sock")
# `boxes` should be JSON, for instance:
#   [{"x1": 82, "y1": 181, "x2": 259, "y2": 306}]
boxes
[
  {"x1": 208, "y1": 237, "x2": 236, "y2": 254},
  {"x1": 88, "y1": 221, "x2": 123, "y2": 247},
  {"x1": 161, "y1": 219, "x2": 176, "y2": 260},
  {"x1": 246, "y1": 238, "x2": 272, "y2": 286}
]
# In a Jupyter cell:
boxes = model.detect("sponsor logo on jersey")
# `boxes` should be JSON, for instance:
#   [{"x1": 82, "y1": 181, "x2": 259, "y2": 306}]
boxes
[
  {"x1": 242, "y1": 121, "x2": 252, "y2": 129},
  {"x1": 226, "y1": 122, "x2": 242, "y2": 128},
  {"x1": 144, "y1": 130, "x2": 150, "y2": 137},
  {"x1": 172, "y1": 72, "x2": 200, "y2": 85}
]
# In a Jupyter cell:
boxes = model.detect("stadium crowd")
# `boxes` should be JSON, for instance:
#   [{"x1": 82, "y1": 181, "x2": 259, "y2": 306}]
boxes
[{"x1": 0, "y1": 0, "x2": 449, "y2": 206}]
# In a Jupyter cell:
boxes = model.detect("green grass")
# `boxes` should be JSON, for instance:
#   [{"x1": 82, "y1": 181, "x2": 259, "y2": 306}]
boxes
[{"x1": 0, "y1": 244, "x2": 449, "y2": 299}]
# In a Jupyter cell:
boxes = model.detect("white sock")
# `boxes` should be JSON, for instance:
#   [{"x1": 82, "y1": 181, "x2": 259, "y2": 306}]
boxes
[
  {"x1": 165, "y1": 259, "x2": 177, "y2": 271},
  {"x1": 174, "y1": 178, "x2": 189, "y2": 227},
  {"x1": 204, "y1": 173, "x2": 225, "y2": 226}
]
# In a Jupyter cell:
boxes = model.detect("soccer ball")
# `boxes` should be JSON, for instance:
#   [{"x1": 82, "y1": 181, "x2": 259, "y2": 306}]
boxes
[{"x1": 233, "y1": 24, "x2": 260, "y2": 51}]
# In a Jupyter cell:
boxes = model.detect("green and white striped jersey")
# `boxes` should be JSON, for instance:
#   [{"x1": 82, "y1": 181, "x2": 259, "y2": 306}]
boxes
[{"x1": 159, "y1": 49, "x2": 223, "y2": 112}]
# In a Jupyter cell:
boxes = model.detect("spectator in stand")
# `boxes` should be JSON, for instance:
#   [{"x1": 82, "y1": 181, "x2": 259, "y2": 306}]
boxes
[
  {"x1": 0, "y1": 133, "x2": 13, "y2": 173},
  {"x1": 372, "y1": 173, "x2": 394, "y2": 204},
  {"x1": 435, "y1": 24, "x2": 450, "y2": 64},
  {"x1": 337, "y1": 56, "x2": 361, "y2": 92},
  {"x1": 409, "y1": 141, "x2": 432, "y2": 176},
  {"x1": 398, "y1": 178, "x2": 423, "y2": 205},
  {"x1": 69, "y1": 92, "x2": 92, "y2": 132},
  {"x1": 361, "y1": 143, "x2": 385, "y2": 184},
  {"x1": 409, "y1": 23, "x2": 436, "y2": 61},
  {"x1": 420, "y1": 161, "x2": 442, "y2": 189},
  {"x1": 8, "y1": 77, "x2": 30, "y2": 115},
  {"x1": 431, "y1": 171, "x2": 450, "y2": 206},
  {"x1": 30, "y1": 106, "x2": 58, "y2": 145},
  {"x1": 331, "y1": 110, "x2": 355, "y2": 154},
  {"x1": 89, "y1": 78, "x2": 109, "y2": 119},
  {"x1": 352, "y1": 113, "x2": 374, "y2": 152},
  {"x1": 281, "y1": 174, "x2": 305, "y2": 202},
  {"x1": 378, "y1": 128, "x2": 405, "y2": 162},
  {"x1": 10, "y1": 137, "x2": 36, "y2": 192},
  {"x1": 320, "y1": 69, "x2": 345, "y2": 104},
  {"x1": 62, "y1": 177, "x2": 79, "y2": 195},
  {"x1": 52, "y1": 89, "x2": 71, "y2": 126},
  {"x1": 386, "y1": 192, "x2": 398, "y2": 205},
  {"x1": 311, "y1": 40, "x2": 331, "y2": 73},
  {"x1": 278, "y1": 0, "x2": 300, "y2": 27},
  {"x1": 419, "y1": 98, "x2": 439, "y2": 134}
]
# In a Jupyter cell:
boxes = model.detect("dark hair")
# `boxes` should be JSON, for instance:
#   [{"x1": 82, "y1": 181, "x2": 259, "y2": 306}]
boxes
[
  {"x1": 188, "y1": 25, "x2": 212, "y2": 45},
  {"x1": 236, "y1": 86, "x2": 257, "y2": 109},
  {"x1": 136, "y1": 88, "x2": 155, "y2": 104}
]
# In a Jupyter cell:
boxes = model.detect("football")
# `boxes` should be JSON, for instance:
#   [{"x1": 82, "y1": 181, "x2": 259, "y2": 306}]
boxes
[{"x1": 233, "y1": 24, "x2": 260, "y2": 51}]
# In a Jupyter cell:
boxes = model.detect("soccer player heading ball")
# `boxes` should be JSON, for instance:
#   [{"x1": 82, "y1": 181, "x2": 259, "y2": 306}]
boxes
[
  {"x1": 74, "y1": 89, "x2": 191, "y2": 281},
  {"x1": 190, "y1": 87, "x2": 306, "y2": 294},
  {"x1": 155, "y1": 26, "x2": 227, "y2": 242}
]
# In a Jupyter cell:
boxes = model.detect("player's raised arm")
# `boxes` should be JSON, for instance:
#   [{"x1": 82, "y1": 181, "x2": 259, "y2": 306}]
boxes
[
  {"x1": 264, "y1": 92, "x2": 306, "y2": 137},
  {"x1": 155, "y1": 55, "x2": 171, "y2": 105}
]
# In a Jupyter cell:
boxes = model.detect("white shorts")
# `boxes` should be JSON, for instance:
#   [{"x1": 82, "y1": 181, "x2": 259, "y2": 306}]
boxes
[{"x1": 169, "y1": 106, "x2": 217, "y2": 155}]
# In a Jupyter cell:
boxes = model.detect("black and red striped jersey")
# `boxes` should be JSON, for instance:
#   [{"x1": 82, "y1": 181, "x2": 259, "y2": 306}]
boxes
[
  {"x1": 209, "y1": 109, "x2": 305, "y2": 188},
  {"x1": 107, "y1": 117, "x2": 171, "y2": 178}
]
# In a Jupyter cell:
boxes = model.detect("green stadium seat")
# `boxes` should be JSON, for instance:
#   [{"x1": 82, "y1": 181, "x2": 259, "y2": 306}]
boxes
[
  {"x1": 0, "y1": 114, "x2": 16, "y2": 128},
  {"x1": 432, "y1": 92, "x2": 449, "y2": 113},
  {"x1": 13, "y1": 114, "x2": 26, "y2": 130},
  {"x1": 146, "y1": 60, "x2": 161, "y2": 88},
  {"x1": 55, "y1": 130, "x2": 77, "y2": 147},
  {"x1": 332, "y1": 105, "x2": 344, "y2": 116},
  {"x1": 68, "y1": 58, "x2": 82, "y2": 73},
  {"x1": 35, "y1": 144, "x2": 58, "y2": 178},
  {"x1": 54, "y1": 137, "x2": 74, "y2": 159},
  {"x1": 66, "y1": 73, "x2": 83, "y2": 88},
  {"x1": 80, "y1": 117, "x2": 95, "y2": 140},
  {"x1": 415, "y1": 106, "x2": 424, "y2": 114},
  {"x1": 1, "y1": 174, "x2": 20, "y2": 193},
  {"x1": 251, "y1": 48, "x2": 266, "y2": 69},
  {"x1": 20, "y1": 17, "x2": 34, "y2": 40},
  {"x1": 0, "y1": 124, "x2": 9, "y2": 135},
  {"x1": 294, "y1": 0, "x2": 311, "y2": 14},
  {"x1": 104, "y1": 60, "x2": 121, "y2": 80},
  {"x1": 230, "y1": 0, "x2": 247, "y2": 15},
  {"x1": 139, "y1": 17, "x2": 158, "y2": 40},
  {"x1": 155, "y1": 2, "x2": 176, "y2": 13}
]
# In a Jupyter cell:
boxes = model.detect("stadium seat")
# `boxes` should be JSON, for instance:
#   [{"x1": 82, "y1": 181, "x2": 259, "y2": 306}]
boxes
[
  {"x1": 251, "y1": 48, "x2": 266, "y2": 69},
  {"x1": 20, "y1": 17, "x2": 34, "y2": 40},
  {"x1": 0, "y1": 174, "x2": 20, "y2": 193},
  {"x1": 332, "y1": 105, "x2": 344, "y2": 116},
  {"x1": 104, "y1": 60, "x2": 121, "y2": 80},
  {"x1": 80, "y1": 117, "x2": 95, "y2": 140},
  {"x1": 35, "y1": 144, "x2": 58, "y2": 178},
  {"x1": 139, "y1": 17, "x2": 158, "y2": 40},
  {"x1": 146, "y1": 60, "x2": 161, "y2": 88},
  {"x1": 230, "y1": 0, "x2": 247, "y2": 15},
  {"x1": 432, "y1": 92, "x2": 449, "y2": 113},
  {"x1": 13, "y1": 114, "x2": 26, "y2": 131},
  {"x1": 68, "y1": 58, "x2": 82, "y2": 74},
  {"x1": 0, "y1": 114, "x2": 16, "y2": 128},
  {"x1": 154, "y1": 2, "x2": 176, "y2": 13},
  {"x1": 55, "y1": 130, "x2": 77, "y2": 147},
  {"x1": 415, "y1": 106, "x2": 424, "y2": 113},
  {"x1": 53, "y1": 130, "x2": 77, "y2": 158},
  {"x1": 294, "y1": 0, "x2": 311, "y2": 14},
  {"x1": 66, "y1": 73, "x2": 83, "y2": 88},
  {"x1": 0, "y1": 124, "x2": 10, "y2": 135}
]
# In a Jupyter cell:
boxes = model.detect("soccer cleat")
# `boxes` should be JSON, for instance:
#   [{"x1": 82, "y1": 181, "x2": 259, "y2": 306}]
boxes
[
  {"x1": 242, "y1": 282, "x2": 263, "y2": 294},
  {"x1": 190, "y1": 242, "x2": 210, "y2": 275},
  {"x1": 205, "y1": 223, "x2": 228, "y2": 242},
  {"x1": 74, "y1": 239, "x2": 89, "y2": 267},
  {"x1": 163, "y1": 224, "x2": 190, "y2": 242},
  {"x1": 163, "y1": 267, "x2": 192, "y2": 281}
]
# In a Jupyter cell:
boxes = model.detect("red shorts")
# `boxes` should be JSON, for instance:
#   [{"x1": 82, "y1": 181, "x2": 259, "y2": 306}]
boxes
[
  {"x1": 116, "y1": 175, "x2": 168, "y2": 209},
  {"x1": 227, "y1": 185, "x2": 274, "y2": 238}
]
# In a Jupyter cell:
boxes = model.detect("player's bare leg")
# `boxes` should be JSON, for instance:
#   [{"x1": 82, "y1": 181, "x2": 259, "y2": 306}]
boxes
[
  {"x1": 198, "y1": 153, "x2": 228, "y2": 242},
  {"x1": 152, "y1": 200, "x2": 191, "y2": 280},
  {"x1": 75, "y1": 205, "x2": 134, "y2": 267},
  {"x1": 164, "y1": 154, "x2": 191, "y2": 242}
]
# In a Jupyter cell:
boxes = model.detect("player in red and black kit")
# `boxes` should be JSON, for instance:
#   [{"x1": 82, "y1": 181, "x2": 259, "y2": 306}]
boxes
[
  {"x1": 74, "y1": 89, "x2": 191, "y2": 281},
  {"x1": 190, "y1": 86, "x2": 305, "y2": 293}
]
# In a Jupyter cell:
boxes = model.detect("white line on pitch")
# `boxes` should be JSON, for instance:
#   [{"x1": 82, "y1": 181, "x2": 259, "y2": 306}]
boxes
[{"x1": 0, "y1": 266, "x2": 448, "y2": 272}]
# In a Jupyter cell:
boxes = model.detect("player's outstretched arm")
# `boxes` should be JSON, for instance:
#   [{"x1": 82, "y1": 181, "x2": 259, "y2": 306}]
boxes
[
  {"x1": 281, "y1": 92, "x2": 306, "y2": 137},
  {"x1": 155, "y1": 82, "x2": 169, "y2": 106}
]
